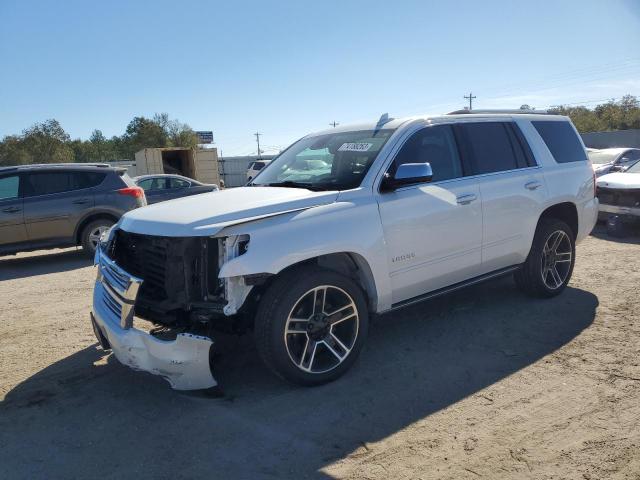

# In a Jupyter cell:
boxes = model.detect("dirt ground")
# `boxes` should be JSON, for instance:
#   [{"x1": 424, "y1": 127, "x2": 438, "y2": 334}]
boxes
[{"x1": 1, "y1": 225, "x2": 639, "y2": 479}]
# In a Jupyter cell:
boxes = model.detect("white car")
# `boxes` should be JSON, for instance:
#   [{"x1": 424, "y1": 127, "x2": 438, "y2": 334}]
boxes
[
  {"x1": 596, "y1": 160, "x2": 640, "y2": 235},
  {"x1": 588, "y1": 147, "x2": 640, "y2": 177},
  {"x1": 246, "y1": 159, "x2": 271, "y2": 182},
  {"x1": 91, "y1": 112, "x2": 598, "y2": 391}
]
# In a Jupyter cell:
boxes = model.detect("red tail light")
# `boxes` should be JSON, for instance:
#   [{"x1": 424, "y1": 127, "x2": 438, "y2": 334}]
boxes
[{"x1": 118, "y1": 186, "x2": 145, "y2": 198}]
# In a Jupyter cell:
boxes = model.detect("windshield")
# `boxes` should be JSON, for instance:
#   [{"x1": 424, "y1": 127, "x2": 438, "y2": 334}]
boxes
[
  {"x1": 251, "y1": 129, "x2": 394, "y2": 190},
  {"x1": 626, "y1": 160, "x2": 640, "y2": 173},
  {"x1": 588, "y1": 150, "x2": 620, "y2": 165}
]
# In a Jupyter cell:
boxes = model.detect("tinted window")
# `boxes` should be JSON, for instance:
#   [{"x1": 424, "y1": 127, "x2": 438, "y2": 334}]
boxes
[
  {"x1": 73, "y1": 172, "x2": 106, "y2": 189},
  {"x1": 138, "y1": 177, "x2": 168, "y2": 191},
  {"x1": 393, "y1": 125, "x2": 463, "y2": 182},
  {"x1": 0, "y1": 176, "x2": 19, "y2": 200},
  {"x1": 169, "y1": 178, "x2": 190, "y2": 189},
  {"x1": 24, "y1": 172, "x2": 72, "y2": 196},
  {"x1": 457, "y1": 122, "x2": 519, "y2": 174},
  {"x1": 532, "y1": 121, "x2": 587, "y2": 163}
]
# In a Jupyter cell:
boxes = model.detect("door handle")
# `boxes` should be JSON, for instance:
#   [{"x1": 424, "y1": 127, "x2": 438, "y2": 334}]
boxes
[
  {"x1": 73, "y1": 198, "x2": 90, "y2": 205},
  {"x1": 2, "y1": 207, "x2": 21, "y2": 213},
  {"x1": 525, "y1": 181, "x2": 542, "y2": 191},
  {"x1": 456, "y1": 193, "x2": 477, "y2": 205}
]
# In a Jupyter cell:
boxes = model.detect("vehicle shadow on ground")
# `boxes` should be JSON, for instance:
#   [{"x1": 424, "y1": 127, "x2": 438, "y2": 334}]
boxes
[
  {"x1": 0, "y1": 278, "x2": 597, "y2": 479},
  {"x1": 0, "y1": 248, "x2": 91, "y2": 281},
  {"x1": 590, "y1": 222, "x2": 640, "y2": 245}
]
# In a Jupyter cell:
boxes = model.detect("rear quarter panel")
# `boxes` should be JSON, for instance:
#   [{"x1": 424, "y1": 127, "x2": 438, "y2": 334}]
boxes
[{"x1": 516, "y1": 118, "x2": 598, "y2": 243}]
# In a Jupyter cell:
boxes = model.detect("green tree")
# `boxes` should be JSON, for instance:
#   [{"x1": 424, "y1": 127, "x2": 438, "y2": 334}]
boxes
[
  {"x1": 123, "y1": 116, "x2": 168, "y2": 157},
  {"x1": 21, "y1": 119, "x2": 74, "y2": 163}
]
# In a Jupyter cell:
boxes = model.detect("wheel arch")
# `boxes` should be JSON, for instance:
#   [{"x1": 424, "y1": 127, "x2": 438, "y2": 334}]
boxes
[
  {"x1": 246, "y1": 252, "x2": 379, "y2": 314},
  {"x1": 538, "y1": 202, "x2": 578, "y2": 239}
]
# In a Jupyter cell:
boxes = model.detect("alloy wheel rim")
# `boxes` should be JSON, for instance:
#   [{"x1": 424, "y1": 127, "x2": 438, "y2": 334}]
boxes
[
  {"x1": 89, "y1": 225, "x2": 110, "y2": 249},
  {"x1": 284, "y1": 285, "x2": 359, "y2": 374},
  {"x1": 540, "y1": 230, "x2": 572, "y2": 290}
]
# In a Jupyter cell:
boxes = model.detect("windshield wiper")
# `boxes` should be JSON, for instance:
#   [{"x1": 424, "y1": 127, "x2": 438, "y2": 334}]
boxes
[{"x1": 265, "y1": 181, "x2": 326, "y2": 191}]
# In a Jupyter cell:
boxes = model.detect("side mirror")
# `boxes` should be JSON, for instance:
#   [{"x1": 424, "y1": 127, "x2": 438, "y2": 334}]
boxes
[
  {"x1": 610, "y1": 165, "x2": 623, "y2": 172},
  {"x1": 382, "y1": 162, "x2": 433, "y2": 191}
]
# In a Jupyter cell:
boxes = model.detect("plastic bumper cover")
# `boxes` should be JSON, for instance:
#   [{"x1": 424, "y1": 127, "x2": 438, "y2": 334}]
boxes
[{"x1": 91, "y1": 249, "x2": 216, "y2": 390}]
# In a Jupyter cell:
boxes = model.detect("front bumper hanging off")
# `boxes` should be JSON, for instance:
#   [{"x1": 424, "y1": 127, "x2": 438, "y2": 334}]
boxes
[{"x1": 91, "y1": 248, "x2": 217, "y2": 390}]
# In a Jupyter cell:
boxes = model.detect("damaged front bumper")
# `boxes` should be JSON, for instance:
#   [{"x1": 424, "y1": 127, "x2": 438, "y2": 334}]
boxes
[{"x1": 91, "y1": 248, "x2": 217, "y2": 390}]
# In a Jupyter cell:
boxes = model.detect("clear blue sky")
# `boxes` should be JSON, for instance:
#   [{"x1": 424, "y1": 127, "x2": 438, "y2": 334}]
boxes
[{"x1": 1, "y1": 0, "x2": 639, "y2": 156}]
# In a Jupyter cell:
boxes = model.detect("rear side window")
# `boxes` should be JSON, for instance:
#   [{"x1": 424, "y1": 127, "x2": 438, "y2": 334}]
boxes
[
  {"x1": 24, "y1": 172, "x2": 72, "y2": 196},
  {"x1": 23, "y1": 171, "x2": 104, "y2": 197},
  {"x1": 0, "y1": 175, "x2": 19, "y2": 200},
  {"x1": 169, "y1": 178, "x2": 190, "y2": 188},
  {"x1": 138, "y1": 177, "x2": 168, "y2": 191},
  {"x1": 73, "y1": 172, "x2": 106, "y2": 189},
  {"x1": 456, "y1": 122, "x2": 520, "y2": 174},
  {"x1": 253, "y1": 162, "x2": 266, "y2": 171},
  {"x1": 532, "y1": 121, "x2": 587, "y2": 163}
]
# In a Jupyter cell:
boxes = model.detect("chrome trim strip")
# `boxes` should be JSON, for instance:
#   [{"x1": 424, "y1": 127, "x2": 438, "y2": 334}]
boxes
[{"x1": 96, "y1": 247, "x2": 143, "y2": 329}]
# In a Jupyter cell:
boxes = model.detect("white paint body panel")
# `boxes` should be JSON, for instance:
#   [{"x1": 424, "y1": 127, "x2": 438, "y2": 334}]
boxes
[{"x1": 377, "y1": 178, "x2": 482, "y2": 305}]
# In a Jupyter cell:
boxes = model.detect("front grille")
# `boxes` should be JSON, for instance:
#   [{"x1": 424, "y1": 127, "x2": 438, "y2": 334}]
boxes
[
  {"x1": 597, "y1": 187, "x2": 640, "y2": 208},
  {"x1": 102, "y1": 286, "x2": 122, "y2": 318},
  {"x1": 112, "y1": 231, "x2": 170, "y2": 301}
]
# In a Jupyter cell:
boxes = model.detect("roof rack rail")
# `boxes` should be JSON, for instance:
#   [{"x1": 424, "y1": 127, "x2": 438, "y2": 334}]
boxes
[{"x1": 447, "y1": 109, "x2": 552, "y2": 115}]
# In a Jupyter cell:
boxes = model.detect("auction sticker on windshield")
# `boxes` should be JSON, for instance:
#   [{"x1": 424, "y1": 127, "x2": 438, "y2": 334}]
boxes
[{"x1": 338, "y1": 142, "x2": 373, "y2": 152}]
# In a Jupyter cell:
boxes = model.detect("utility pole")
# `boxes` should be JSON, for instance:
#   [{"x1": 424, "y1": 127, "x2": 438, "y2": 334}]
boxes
[
  {"x1": 254, "y1": 132, "x2": 262, "y2": 159},
  {"x1": 464, "y1": 92, "x2": 476, "y2": 110},
  {"x1": 329, "y1": 121, "x2": 339, "y2": 128}
]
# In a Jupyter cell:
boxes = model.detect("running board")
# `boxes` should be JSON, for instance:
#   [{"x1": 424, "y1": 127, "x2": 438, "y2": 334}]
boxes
[{"x1": 388, "y1": 265, "x2": 521, "y2": 312}]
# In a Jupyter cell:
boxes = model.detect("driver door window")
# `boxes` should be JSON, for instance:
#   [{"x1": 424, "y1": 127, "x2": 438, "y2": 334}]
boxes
[{"x1": 391, "y1": 125, "x2": 463, "y2": 183}]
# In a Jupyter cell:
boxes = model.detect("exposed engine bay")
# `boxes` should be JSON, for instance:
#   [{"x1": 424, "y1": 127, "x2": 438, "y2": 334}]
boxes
[{"x1": 104, "y1": 229, "x2": 255, "y2": 338}]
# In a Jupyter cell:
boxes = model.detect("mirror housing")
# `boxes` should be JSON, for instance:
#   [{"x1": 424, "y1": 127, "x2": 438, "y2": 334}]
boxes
[{"x1": 381, "y1": 162, "x2": 433, "y2": 191}]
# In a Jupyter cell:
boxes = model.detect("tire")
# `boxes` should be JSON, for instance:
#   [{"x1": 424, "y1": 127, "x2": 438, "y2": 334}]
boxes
[
  {"x1": 254, "y1": 265, "x2": 369, "y2": 386},
  {"x1": 80, "y1": 218, "x2": 115, "y2": 258},
  {"x1": 514, "y1": 218, "x2": 575, "y2": 298}
]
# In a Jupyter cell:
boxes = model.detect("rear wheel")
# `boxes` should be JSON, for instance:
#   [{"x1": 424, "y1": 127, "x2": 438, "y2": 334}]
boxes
[
  {"x1": 254, "y1": 266, "x2": 369, "y2": 386},
  {"x1": 514, "y1": 218, "x2": 575, "y2": 298},
  {"x1": 80, "y1": 219, "x2": 114, "y2": 257}
]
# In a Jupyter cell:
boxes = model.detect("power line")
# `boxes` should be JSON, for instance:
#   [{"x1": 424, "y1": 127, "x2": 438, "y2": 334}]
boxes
[{"x1": 464, "y1": 92, "x2": 476, "y2": 110}]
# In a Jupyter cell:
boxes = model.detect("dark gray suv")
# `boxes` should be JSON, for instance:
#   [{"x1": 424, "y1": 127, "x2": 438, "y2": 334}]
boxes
[{"x1": 0, "y1": 164, "x2": 146, "y2": 257}]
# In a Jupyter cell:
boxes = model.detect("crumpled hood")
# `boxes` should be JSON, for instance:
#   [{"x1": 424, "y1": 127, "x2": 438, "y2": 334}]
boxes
[
  {"x1": 119, "y1": 186, "x2": 339, "y2": 237},
  {"x1": 597, "y1": 172, "x2": 640, "y2": 190}
]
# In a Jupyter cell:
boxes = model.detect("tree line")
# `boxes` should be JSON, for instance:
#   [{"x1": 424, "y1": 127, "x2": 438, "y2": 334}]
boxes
[
  {"x1": 0, "y1": 113, "x2": 198, "y2": 167},
  {"x1": 548, "y1": 94, "x2": 640, "y2": 133},
  {"x1": 2, "y1": 96, "x2": 639, "y2": 167}
]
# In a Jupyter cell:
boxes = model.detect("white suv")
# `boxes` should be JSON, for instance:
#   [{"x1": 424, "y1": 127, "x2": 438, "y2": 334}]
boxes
[{"x1": 91, "y1": 112, "x2": 598, "y2": 390}]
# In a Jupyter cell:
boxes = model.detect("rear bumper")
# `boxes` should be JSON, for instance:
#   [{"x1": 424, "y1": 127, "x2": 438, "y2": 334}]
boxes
[
  {"x1": 577, "y1": 197, "x2": 599, "y2": 243},
  {"x1": 91, "y1": 248, "x2": 216, "y2": 390}
]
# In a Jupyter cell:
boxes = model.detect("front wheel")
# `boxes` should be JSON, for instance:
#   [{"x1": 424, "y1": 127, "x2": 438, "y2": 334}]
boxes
[
  {"x1": 514, "y1": 218, "x2": 575, "y2": 298},
  {"x1": 254, "y1": 266, "x2": 369, "y2": 386}
]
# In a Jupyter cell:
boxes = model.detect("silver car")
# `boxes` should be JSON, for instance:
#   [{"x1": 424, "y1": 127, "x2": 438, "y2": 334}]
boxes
[{"x1": 588, "y1": 148, "x2": 640, "y2": 177}]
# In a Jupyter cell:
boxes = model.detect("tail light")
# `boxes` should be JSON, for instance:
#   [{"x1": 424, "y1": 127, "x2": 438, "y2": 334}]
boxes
[{"x1": 117, "y1": 186, "x2": 145, "y2": 199}]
